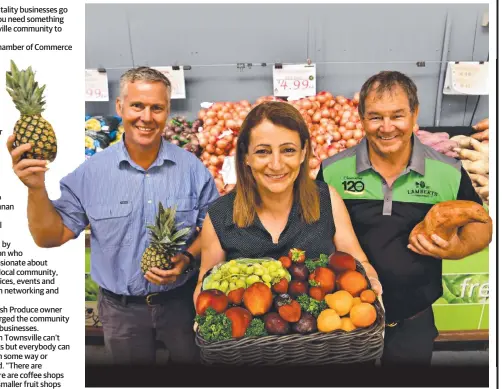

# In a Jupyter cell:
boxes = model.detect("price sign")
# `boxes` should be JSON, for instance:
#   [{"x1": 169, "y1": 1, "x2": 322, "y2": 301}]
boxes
[
  {"x1": 443, "y1": 62, "x2": 489, "y2": 95},
  {"x1": 153, "y1": 66, "x2": 186, "y2": 99},
  {"x1": 85, "y1": 69, "x2": 109, "y2": 101},
  {"x1": 273, "y1": 64, "x2": 316, "y2": 98}
]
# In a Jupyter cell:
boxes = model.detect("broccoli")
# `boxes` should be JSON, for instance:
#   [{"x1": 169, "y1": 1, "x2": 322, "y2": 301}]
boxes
[
  {"x1": 195, "y1": 308, "x2": 232, "y2": 342},
  {"x1": 244, "y1": 318, "x2": 268, "y2": 337},
  {"x1": 305, "y1": 254, "x2": 329, "y2": 273},
  {"x1": 297, "y1": 294, "x2": 328, "y2": 318}
]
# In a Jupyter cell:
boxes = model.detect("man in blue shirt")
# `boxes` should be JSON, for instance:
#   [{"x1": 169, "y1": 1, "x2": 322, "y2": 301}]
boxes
[{"x1": 8, "y1": 67, "x2": 220, "y2": 364}]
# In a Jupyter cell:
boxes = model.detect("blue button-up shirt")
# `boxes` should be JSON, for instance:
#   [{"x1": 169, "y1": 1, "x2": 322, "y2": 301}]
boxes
[{"x1": 52, "y1": 137, "x2": 220, "y2": 295}]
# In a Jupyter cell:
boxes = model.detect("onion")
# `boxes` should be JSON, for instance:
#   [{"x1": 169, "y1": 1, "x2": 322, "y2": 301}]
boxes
[
  {"x1": 209, "y1": 127, "x2": 220, "y2": 137},
  {"x1": 233, "y1": 137, "x2": 238, "y2": 147},
  {"x1": 223, "y1": 112, "x2": 232, "y2": 120},
  {"x1": 229, "y1": 148, "x2": 236, "y2": 156},
  {"x1": 199, "y1": 137, "x2": 208, "y2": 148},
  {"x1": 342, "y1": 130, "x2": 354, "y2": 140},
  {"x1": 353, "y1": 129, "x2": 364, "y2": 140},
  {"x1": 239, "y1": 110, "x2": 248, "y2": 119},
  {"x1": 312, "y1": 111, "x2": 322, "y2": 123},
  {"x1": 225, "y1": 119, "x2": 236, "y2": 129},
  {"x1": 320, "y1": 118, "x2": 329, "y2": 126},
  {"x1": 356, "y1": 122, "x2": 363, "y2": 130},
  {"x1": 205, "y1": 117, "x2": 216, "y2": 126},
  {"x1": 217, "y1": 155, "x2": 226, "y2": 165},
  {"x1": 319, "y1": 153, "x2": 328, "y2": 161},
  {"x1": 346, "y1": 139, "x2": 358, "y2": 148},
  {"x1": 345, "y1": 121, "x2": 356, "y2": 131},
  {"x1": 335, "y1": 96, "x2": 347, "y2": 105},
  {"x1": 202, "y1": 160, "x2": 210, "y2": 167},
  {"x1": 321, "y1": 108, "x2": 330, "y2": 118},
  {"x1": 209, "y1": 155, "x2": 219, "y2": 166},
  {"x1": 308, "y1": 96, "x2": 316, "y2": 102},
  {"x1": 215, "y1": 147, "x2": 225, "y2": 156},
  {"x1": 217, "y1": 110, "x2": 225, "y2": 120},
  {"x1": 315, "y1": 135, "x2": 325, "y2": 145},
  {"x1": 302, "y1": 100, "x2": 313, "y2": 110},
  {"x1": 332, "y1": 131, "x2": 342, "y2": 141},
  {"x1": 329, "y1": 100, "x2": 336, "y2": 108},
  {"x1": 216, "y1": 139, "x2": 229, "y2": 149},
  {"x1": 206, "y1": 144, "x2": 216, "y2": 154},
  {"x1": 307, "y1": 109, "x2": 315, "y2": 116},
  {"x1": 224, "y1": 134, "x2": 233, "y2": 142},
  {"x1": 317, "y1": 94, "x2": 328, "y2": 104},
  {"x1": 338, "y1": 126, "x2": 346, "y2": 134},
  {"x1": 328, "y1": 147, "x2": 338, "y2": 157},
  {"x1": 212, "y1": 103, "x2": 223, "y2": 111}
]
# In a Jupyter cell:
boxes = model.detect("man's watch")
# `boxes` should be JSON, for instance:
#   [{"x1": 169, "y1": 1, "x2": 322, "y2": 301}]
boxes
[{"x1": 181, "y1": 250, "x2": 198, "y2": 273}]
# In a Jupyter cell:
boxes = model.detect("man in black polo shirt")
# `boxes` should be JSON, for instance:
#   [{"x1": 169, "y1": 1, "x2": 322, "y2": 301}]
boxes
[{"x1": 317, "y1": 71, "x2": 492, "y2": 365}]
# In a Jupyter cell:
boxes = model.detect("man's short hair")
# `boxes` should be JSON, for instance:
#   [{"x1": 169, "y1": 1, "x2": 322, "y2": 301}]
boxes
[
  {"x1": 119, "y1": 66, "x2": 171, "y2": 101},
  {"x1": 358, "y1": 71, "x2": 419, "y2": 118}
]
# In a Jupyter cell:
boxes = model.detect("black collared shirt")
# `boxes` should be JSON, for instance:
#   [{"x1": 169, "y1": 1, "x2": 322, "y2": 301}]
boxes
[
  {"x1": 317, "y1": 135, "x2": 482, "y2": 322},
  {"x1": 208, "y1": 181, "x2": 336, "y2": 261}
]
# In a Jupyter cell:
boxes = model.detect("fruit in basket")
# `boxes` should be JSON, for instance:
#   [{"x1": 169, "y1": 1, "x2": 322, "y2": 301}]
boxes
[
  {"x1": 350, "y1": 303, "x2": 377, "y2": 328},
  {"x1": 243, "y1": 282, "x2": 273, "y2": 316},
  {"x1": 337, "y1": 270, "x2": 368, "y2": 297},
  {"x1": 309, "y1": 286, "x2": 325, "y2": 301},
  {"x1": 340, "y1": 317, "x2": 356, "y2": 332},
  {"x1": 288, "y1": 280, "x2": 308, "y2": 297},
  {"x1": 196, "y1": 289, "x2": 229, "y2": 315},
  {"x1": 274, "y1": 294, "x2": 302, "y2": 323},
  {"x1": 360, "y1": 289, "x2": 377, "y2": 304},
  {"x1": 6, "y1": 60, "x2": 57, "y2": 162},
  {"x1": 309, "y1": 267, "x2": 336, "y2": 294},
  {"x1": 352, "y1": 297, "x2": 362, "y2": 306},
  {"x1": 325, "y1": 290, "x2": 354, "y2": 316},
  {"x1": 289, "y1": 263, "x2": 309, "y2": 281},
  {"x1": 227, "y1": 287, "x2": 245, "y2": 305},
  {"x1": 278, "y1": 256, "x2": 292, "y2": 269},
  {"x1": 317, "y1": 309, "x2": 342, "y2": 332},
  {"x1": 272, "y1": 278, "x2": 289, "y2": 294},
  {"x1": 141, "y1": 203, "x2": 191, "y2": 273},
  {"x1": 195, "y1": 308, "x2": 233, "y2": 342},
  {"x1": 225, "y1": 307, "x2": 253, "y2": 338},
  {"x1": 328, "y1": 251, "x2": 357, "y2": 273},
  {"x1": 244, "y1": 318, "x2": 268, "y2": 337},
  {"x1": 264, "y1": 312, "x2": 290, "y2": 335},
  {"x1": 289, "y1": 248, "x2": 306, "y2": 263},
  {"x1": 297, "y1": 294, "x2": 328, "y2": 318},
  {"x1": 291, "y1": 312, "x2": 317, "y2": 334}
]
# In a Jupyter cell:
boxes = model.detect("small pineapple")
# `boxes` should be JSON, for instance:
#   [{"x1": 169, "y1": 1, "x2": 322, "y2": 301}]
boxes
[
  {"x1": 140, "y1": 202, "x2": 191, "y2": 273},
  {"x1": 6, "y1": 60, "x2": 57, "y2": 162}
]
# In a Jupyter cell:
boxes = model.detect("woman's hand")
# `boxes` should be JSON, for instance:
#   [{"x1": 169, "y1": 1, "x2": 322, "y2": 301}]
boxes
[
  {"x1": 193, "y1": 279, "x2": 203, "y2": 307},
  {"x1": 360, "y1": 261, "x2": 383, "y2": 296}
]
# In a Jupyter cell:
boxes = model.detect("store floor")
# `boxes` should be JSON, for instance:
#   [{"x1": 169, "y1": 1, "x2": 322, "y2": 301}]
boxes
[{"x1": 85, "y1": 344, "x2": 489, "y2": 366}]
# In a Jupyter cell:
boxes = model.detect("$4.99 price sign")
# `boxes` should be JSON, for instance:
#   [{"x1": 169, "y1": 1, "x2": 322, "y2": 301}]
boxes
[
  {"x1": 85, "y1": 69, "x2": 109, "y2": 101},
  {"x1": 273, "y1": 64, "x2": 316, "y2": 98}
]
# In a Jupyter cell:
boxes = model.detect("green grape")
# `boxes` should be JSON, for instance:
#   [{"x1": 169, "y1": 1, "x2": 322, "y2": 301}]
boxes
[
  {"x1": 246, "y1": 275, "x2": 260, "y2": 285},
  {"x1": 210, "y1": 281, "x2": 220, "y2": 289},
  {"x1": 277, "y1": 269, "x2": 286, "y2": 278},
  {"x1": 254, "y1": 267, "x2": 264, "y2": 276},
  {"x1": 268, "y1": 262, "x2": 278, "y2": 272},
  {"x1": 262, "y1": 261, "x2": 271, "y2": 268},
  {"x1": 229, "y1": 282, "x2": 237, "y2": 291},
  {"x1": 262, "y1": 267, "x2": 270, "y2": 275},
  {"x1": 246, "y1": 266, "x2": 254, "y2": 275},
  {"x1": 212, "y1": 273, "x2": 222, "y2": 281},
  {"x1": 220, "y1": 280, "x2": 229, "y2": 293},
  {"x1": 265, "y1": 282, "x2": 272, "y2": 288},
  {"x1": 262, "y1": 274, "x2": 272, "y2": 283},
  {"x1": 238, "y1": 264, "x2": 248, "y2": 272},
  {"x1": 269, "y1": 270, "x2": 278, "y2": 278},
  {"x1": 228, "y1": 260, "x2": 237, "y2": 266},
  {"x1": 229, "y1": 266, "x2": 240, "y2": 274},
  {"x1": 230, "y1": 276, "x2": 239, "y2": 283},
  {"x1": 236, "y1": 279, "x2": 246, "y2": 289}
]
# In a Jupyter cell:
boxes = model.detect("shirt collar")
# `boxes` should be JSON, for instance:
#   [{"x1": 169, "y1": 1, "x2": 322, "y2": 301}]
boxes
[
  {"x1": 355, "y1": 133, "x2": 425, "y2": 176},
  {"x1": 117, "y1": 133, "x2": 177, "y2": 168}
]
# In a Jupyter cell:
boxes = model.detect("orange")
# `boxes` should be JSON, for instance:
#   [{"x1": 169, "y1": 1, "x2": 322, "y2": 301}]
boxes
[
  {"x1": 317, "y1": 309, "x2": 342, "y2": 332},
  {"x1": 360, "y1": 289, "x2": 376, "y2": 304},
  {"x1": 350, "y1": 303, "x2": 377, "y2": 328},
  {"x1": 325, "y1": 290, "x2": 353, "y2": 316},
  {"x1": 340, "y1": 317, "x2": 356, "y2": 332},
  {"x1": 337, "y1": 270, "x2": 368, "y2": 297},
  {"x1": 352, "y1": 297, "x2": 362, "y2": 306}
]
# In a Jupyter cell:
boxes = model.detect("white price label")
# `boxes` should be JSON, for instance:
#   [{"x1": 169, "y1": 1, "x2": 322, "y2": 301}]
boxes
[
  {"x1": 273, "y1": 64, "x2": 316, "y2": 98},
  {"x1": 85, "y1": 69, "x2": 109, "y2": 101},
  {"x1": 220, "y1": 156, "x2": 237, "y2": 186},
  {"x1": 443, "y1": 62, "x2": 489, "y2": 95},
  {"x1": 153, "y1": 66, "x2": 186, "y2": 99}
]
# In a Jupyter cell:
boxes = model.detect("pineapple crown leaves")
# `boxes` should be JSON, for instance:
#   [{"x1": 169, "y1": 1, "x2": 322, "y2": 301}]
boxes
[
  {"x1": 147, "y1": 202, "x2": 191, "y2": 251},
  {"x1": 6, "y1": 60, "x2": 46, "y2": 115}
]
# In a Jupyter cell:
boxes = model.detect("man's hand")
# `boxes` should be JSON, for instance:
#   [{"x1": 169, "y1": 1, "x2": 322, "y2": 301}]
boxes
[
  {"x1": 408, "y1": 233, "x2": 466, "y2": 260},
  {"x1": 7, "y1": 135, "x2": 48, "y2": 189},
  {"x1": 144, "y1": 252, "x2": 191, "y2": 285}
]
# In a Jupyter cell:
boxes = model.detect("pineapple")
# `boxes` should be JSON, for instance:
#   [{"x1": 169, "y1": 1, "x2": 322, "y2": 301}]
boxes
[
  {"x1": 141, "y1": 202, "x2": 191, "y2": 273},
  {"x1": 6, "y1": 60, "x2": 57, "y2": 162}
]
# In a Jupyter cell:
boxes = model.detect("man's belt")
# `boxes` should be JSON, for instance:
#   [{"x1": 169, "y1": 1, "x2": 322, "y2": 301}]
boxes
[
  {"x1": 101, "y1": 288, "x2": 171, "y2": 306},
  {"x1": 385, "y1": 306, "x2": 430, "y2": 327}
]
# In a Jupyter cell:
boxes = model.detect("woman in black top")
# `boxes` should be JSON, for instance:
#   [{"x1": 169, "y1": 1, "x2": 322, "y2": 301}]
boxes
[{"x1": 194, "y1": 102, "x2": 381, "y2": 303}]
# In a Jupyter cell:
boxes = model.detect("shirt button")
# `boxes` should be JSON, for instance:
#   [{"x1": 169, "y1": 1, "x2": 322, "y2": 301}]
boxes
[{"x1": 148, "y1": 200, "x2": 152, "y2": 204}]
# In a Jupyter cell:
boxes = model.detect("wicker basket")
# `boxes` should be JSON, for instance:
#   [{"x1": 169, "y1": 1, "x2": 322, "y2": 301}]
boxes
[{"x1": 195, "y1": 261, "x2": 385, "y2": 365}]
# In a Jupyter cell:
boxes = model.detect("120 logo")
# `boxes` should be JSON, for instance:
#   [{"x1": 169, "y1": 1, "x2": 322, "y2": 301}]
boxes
[{"x1": 342, "y1": 180, "x2": 365, "y2": 193}]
